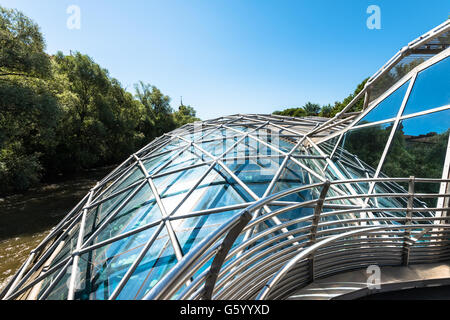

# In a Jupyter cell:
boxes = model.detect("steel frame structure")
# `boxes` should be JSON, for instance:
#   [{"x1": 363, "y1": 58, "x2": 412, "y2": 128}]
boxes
[{"x1": 1, "y1": 20, "x2": 450, "y2": 301}]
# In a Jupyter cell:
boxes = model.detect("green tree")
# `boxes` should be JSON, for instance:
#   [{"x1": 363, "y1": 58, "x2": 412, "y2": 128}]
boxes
[
  {"x1": 303, "y1": 102, "x2": 321, "y2": 116},
  {"x1": 135, "y1": 81, "x2": 176, "y2": 139},
  {"x1": 50, "y1": 52, "x2": 112, "y2": 171},
  {"x1": 173, "y1": 103, "x2": 200, "y2": 127},
  {"x1": 0, "y1": 6, "x2": 59, "y2": 194},
  {"x1": 329, "y1": 78, "x2": 368, "y2": 117},
  {"x1": 319, "y1": 104, "x2": 333, "y2": 118},
  {"x1": 0, "y1": 6, "x2": 200, "y2": 195},
  {"x1": 0, "y1": 7, "x2": 51, "y2": 78}
]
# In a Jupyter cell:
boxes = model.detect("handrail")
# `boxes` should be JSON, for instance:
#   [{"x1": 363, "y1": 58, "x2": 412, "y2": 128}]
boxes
[
  {"x1": 137, "y1": 176, "x2": 450, "y2": 300},
  {"x1": 256, "y1": 224, "x2": 450, "y2": 300},
  {"x1": 143, "y1": 209, "x2": 252, "y2": 300}
]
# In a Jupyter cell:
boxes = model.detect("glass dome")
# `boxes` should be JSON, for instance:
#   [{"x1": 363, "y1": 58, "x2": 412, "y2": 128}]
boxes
[{"x1": 2, "y1": 20, "x2": 449, "y2": 301}]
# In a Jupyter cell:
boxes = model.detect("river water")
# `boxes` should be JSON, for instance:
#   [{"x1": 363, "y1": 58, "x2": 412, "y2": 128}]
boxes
[{"x1": 0, "y1": 167, "x2": 112, "y2": 293}]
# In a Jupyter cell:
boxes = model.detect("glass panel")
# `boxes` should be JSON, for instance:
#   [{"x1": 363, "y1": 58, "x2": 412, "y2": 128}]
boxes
[
  {"x1": 158, "y1": 138, "x2": 188, "y2": 152},
  {"x1": 74, "y1": 226, "x2": 160, "y2": 300},
  {"x1": 334, "y1": 122, "x2": 395, "y2": 175},
  {"x1": 44, "y1": 264, "x2": 72, "y2": 300},
  {"x1": 224, "y1": 157, "x2": 284, "y2": 198},
  {"x1": 402, "y1": 56, "x2": 450, "y2": 115},
  {"x1": 115, "y1": 228, "x2": 177, "y2": 300},
  {"x1": 174, "y1": 209, "x2": 242, "y2": 254},
  {"x1": 94, "y1": 183, "x2": 161, "y2": 244},
  {"x1": 155, "y1": 145, "x2": 210, "y2": 176},
  {"x1": 381, "y1": 109, "x2": 450, "y2": 198},
  {"x1": 172, "y1": 167, "x2": 248, "y2": 217},
  {"x1": 107, "y1": 165, "x2": 144, "y2": 195},
  {"x1": 142, "y1": 149, "x2": 181, "y2": 175},
  {"x1": 317, "y1": 136, "x2": 339, "y2": 156},
  {"x1": 200, "y1": 138, "x2": 236, "y2": 158},
  {"x1": 47, "y1": 226, "x2": 80, "y2": 270},
  {"x1": 93, "y1": 183, "x2": 139, "y2": 225},
  {"x1": 358, "y1": 80, "x2": 410, "y2": 125},
  {"x1": 154, "y1": 165, "x2": 211, "y2": 214}
]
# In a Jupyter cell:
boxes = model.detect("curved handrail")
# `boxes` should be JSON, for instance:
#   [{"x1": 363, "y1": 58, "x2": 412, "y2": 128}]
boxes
[
  {"x1": 256, "y1": 223, "x2": 450, "y2": 300},
  {"x1": 140, "y1": 176, "x2": 449, "y2": 300}
]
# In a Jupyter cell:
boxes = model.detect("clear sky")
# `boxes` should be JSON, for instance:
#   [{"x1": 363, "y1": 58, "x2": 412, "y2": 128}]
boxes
[{"x1": 1, "y1": 0, "x2": 448, "y2": 120}]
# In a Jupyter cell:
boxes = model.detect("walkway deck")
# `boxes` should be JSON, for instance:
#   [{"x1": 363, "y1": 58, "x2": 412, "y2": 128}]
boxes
[{"x1": 287, "y1": 263, "x2": 450, "y2": 300}]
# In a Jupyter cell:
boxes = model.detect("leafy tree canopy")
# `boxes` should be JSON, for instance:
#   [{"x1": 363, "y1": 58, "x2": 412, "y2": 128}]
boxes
[
  {"x1": 0, "y1": 6, "x2": 200, "y2": 195},
  {"x1": 0, "y1": 7, "x2": 51, "y2": 78}
]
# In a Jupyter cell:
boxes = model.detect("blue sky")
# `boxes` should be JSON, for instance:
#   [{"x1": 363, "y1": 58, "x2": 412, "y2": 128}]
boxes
[{"x1": 1, "y1": 0, "x2": 448, "y2": 120}]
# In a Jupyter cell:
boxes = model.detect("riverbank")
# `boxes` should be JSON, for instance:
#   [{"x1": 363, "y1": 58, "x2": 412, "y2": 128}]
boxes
[{"x1": 0, "y1": 165, "x2": 115, "y2": 292}]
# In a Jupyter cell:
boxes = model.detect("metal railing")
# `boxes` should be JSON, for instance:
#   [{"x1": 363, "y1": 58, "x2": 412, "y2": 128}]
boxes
[{"x1": 143, "y1": 177, "x2": 450, "y2": 300}]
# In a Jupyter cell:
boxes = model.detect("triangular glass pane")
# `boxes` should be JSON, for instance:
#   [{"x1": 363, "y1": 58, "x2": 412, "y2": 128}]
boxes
[
  {"x1": 333, "y1": 122, "x2": 395, "y2": 176},
  {"x1": 172, "y1": 167, "x2": 249, "y2": 217},
  {"x1": 158, "y1": 137, "x2": 188, "y2": 152},
  {"x1": 222, "y1": 135, "x2": 284, "y2": 160},
  {"x1": 142, "y1": 148, "x2": 182, "y2": 175},
  {"x1": 200, "y1": 136, "x2": 239, "y2": 158},
  {"x1": 223, "y1": 157, "x2": 284, "y2": 198},
  {"x1": 75, "y1": 225, "x2": 160, "y2": 300},
  {"x1": 174, "y1": 209, "x2": 242, "y2": 255},
  {"x1": 44, "y1": 263, "x2": 72, "y2": 300},
  {"x1": 198, "y1": 127, "x2": 239, "y2": 142},
  {"x1": 380, "y1": 109, "x2": 450, "y2": 204},
  {"x1": 155, "y1": 145, "x2": 211, "y2": 176},
  {"x1": 24, "y1": 262, "x2": 69, "y2": 300},
  {"x1": 357, "y1": 80, "x2": 410, "y2": 125},
  {"x1": 91, "y1": 182, "x2": 139, "y2": 226},
  {"x1": 93, "y1": 183, "x2": 161, "y2": 244},
  {"x1": 272, "y1": 159, "x2": 320, "y2": 204},
  {"x1": 46, "y1": 226, "x2": 80, "y2": 270},
  {"x1": 116, "y1": 228, "x2": 177, "y2": 300},
  {"x1": 154, "y1": 164, "x2": 211, "y2": 214},
  {"x1": 250, "y1": 127, "x2": 294, "y2": 154},
  {"x1": 317, "y1": 136, "x2": 340, "y2": 156},
  {"x1": 107, "y1": 165, "x2": 145, "y2": 195},
  {"x1": 402, "y1": 56, "x2": 450, "y2": 116}
]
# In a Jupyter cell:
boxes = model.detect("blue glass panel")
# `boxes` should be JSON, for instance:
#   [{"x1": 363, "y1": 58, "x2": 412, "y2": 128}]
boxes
[
  {"x1": 107, "y1": 165, "x2": 144, "y2": 195},
  {"x1": 155, "y1": 146, "x2": 210, "y2": 176},
  {"x1": 172, "y1": 167, "x2": 248, "y2": 216},
  {"x1": 142, "y1": 148, "x2": 185, "y2": 175},
  {"x1": 225, "y1": 157, "x2": 283, "y2": 198},
  {"x1": 116, "y1": 229, "x2": 177, "y2": 300},
  {"x1": 335, "y1": 122, "x2": 395, "y2": 174},
  {"x1": 357, "y1": 80, "x2": 410, "y2": 125},
  {"x1": 93, "y1": 183, "x2": 138, "y2": 225},
  {"x1": 381, "y1": 109, "x2": 450, "y2": 197},
  {"x1": 75, "y1": 225, "x2": 159, "y2": 300},
  {"x1": 158, "y1": 138, "x2": 188, "y2": 152},
  {"x1": 403, "y1": 56, "x2": 450, "y2": 115},
  {"x1": 94, "y1": 183, "x2": 161, "y2": 244},
  {"x1": 175, "y1": 210, "x2": 241, "y2": 255},
  {"x1": 200, "y1": 137, "x2": 238, "y2": 158}
]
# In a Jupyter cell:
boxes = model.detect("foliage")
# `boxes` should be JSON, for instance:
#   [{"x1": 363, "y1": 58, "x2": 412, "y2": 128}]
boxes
[
  {"x1": 0, "y1": 6, "x2": 200, "y2": 195},
  {"x1": 0, "y1": 7, "x2": 51, "y2": 78},
  {"x1": 273, "y1": 78, "x2": 369, "y2": 119},
  {"x1": 173, "y1": 104, "x2": 201, "y2": 126},
  {"x1": 342, "y1": 124, "x2": 449, "y2": 196}
]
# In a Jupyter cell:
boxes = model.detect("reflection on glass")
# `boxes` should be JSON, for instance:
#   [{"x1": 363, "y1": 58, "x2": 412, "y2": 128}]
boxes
[
  {"x1": 334, "y1": 122, "x2": 394, "y2": 175},
  {"x1": 369, "y1": 57, "x2": 427, "y2": 103},
  {"x1": 358, "y1": 80, "x2": 410, "y2": 125},
  {"x1": 402, "y1": 56, "x2": 450, "y2": 115},
  {"x1": 381, "y1": 109, "x2": 450, "y2": 196},
  {"x1": 318, "y1": 136, "x2": 339, "y2": 156}
]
